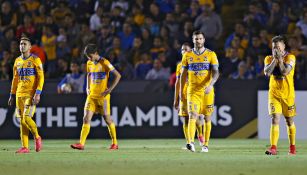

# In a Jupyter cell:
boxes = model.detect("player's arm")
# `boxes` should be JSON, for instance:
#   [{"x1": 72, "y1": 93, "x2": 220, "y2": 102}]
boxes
[
  {"x1": 86, "y1": 72, "x2": 91, "y2": 95},
  {"x1": 8, "y1": 61, "x2": 18, "y2": 106},
  {"x1": 179, "y1": 54, "x2": 188, "y2": 101},
  {"x1": 278, "y1": 55, "x2": 295, "y2": 76},
  {"x1": 102, "y1": 69, "x2": 121, "y2": 97},
  {"x1": 210, "y1": 66, "x2": 219, "y2": 86},
  {"x1": 205, "y1": 53, "x2": 220, "y2": 94},
  {"x1": 264, "y1": 49, "x2": 280, "y2": 76},
  {"x1": 174, "y1": 71, "x2": 180, "y2": 110},
  {"x1": 179, "y1": 68, "x2": 187, "y2": 101},
  {"x1": 33, "y1": 58, "x2": 44, "y2": 105}
]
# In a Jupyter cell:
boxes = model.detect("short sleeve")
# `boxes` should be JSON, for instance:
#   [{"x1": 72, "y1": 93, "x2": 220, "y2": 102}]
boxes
[
  {"x1": 285, "y1": 54, "x2": 296, "y2": 68},
  {"x1": 210, "y1": 52, "x2": 219, "y2": 65},
  {"x1": 264, "y1": 56, "x2": 272, "y2": 66},
  {"x1": 86, "y1": 61, "x2": 90, "y2": 73},
  {"x1": 175, "y1": 63, "x2": 181, "y2": 78},
  {"x1": 103, "y1": 59, "x2": 115, "y2": 72},
  {"x1": 181, "y1": 53, "x2": 188, "y2": 69}
]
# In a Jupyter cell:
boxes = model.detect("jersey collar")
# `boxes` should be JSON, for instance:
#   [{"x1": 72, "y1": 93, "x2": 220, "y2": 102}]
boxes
[
  {"x1": 192, "y1": 48, "x2": 206, "y2": 55},
  {"x1": 94, "y1": 56, "x2": 103, "y2": 64},
  {"x1": 22, "y1": 53, "x2": 32, "y2": 60}
]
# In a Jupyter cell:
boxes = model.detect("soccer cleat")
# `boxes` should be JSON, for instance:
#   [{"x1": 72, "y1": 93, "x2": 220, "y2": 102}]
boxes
[
  {"x1": 109, "y1": 144, "x2": 118, "y2": 150},
  {"x1": 288, "y1": 145, "x2": 296, "y2": 155},
  {"x1": 35, "y1": 137, "x2": 42, "y2": 152},
  {"x1": 265, "y1": 146, "x2": 277, "y2": 155},
  {"x1": 186, "y1": 143, "x2": 195, "y2": 152},
  {"x1": 201, "y1": 146, "x2": 209, "y2": 153},
  {"x1": 70, "y1": 143, "x2": 84, "y2": 150},
  {"x1": 15, "y1": 147, "x2": 30, "y2": 154},
  {"x1": 181, "y1": 144, "x2": 188, "y2": 150},
  {"x1": 198, "y1": 136, "x2": 204, "y2": 146}
]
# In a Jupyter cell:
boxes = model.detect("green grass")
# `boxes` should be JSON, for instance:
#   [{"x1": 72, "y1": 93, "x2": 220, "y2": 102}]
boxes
[{"x1": 0, "y1": 139, "x2": 306, "y2": 175}]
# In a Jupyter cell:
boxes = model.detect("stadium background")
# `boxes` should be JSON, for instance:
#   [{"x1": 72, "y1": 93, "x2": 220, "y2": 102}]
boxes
[{"x1": 0, "y1": 0, "x2": 307, "y2": 140}]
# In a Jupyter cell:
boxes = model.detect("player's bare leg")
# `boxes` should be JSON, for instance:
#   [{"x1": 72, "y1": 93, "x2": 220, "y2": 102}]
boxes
[
  {"x1": 285, "y1": 116, "x2": 296, "y2": 155},
  {"x1": 103, "y1": 115, "x2": 118, "y2": 150},
  {"x1": 71, "y1": 110, "x2": 94, "y2": 150},
  {"x1": 201, "y1": 115, "x2": 211, "y2": 152},
  {"x1": 265, "y1": 114, "x2": 281, "y2": 155}
]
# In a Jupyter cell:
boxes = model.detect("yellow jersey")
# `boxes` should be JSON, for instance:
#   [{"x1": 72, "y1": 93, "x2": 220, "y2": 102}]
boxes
[
  {"x1": 176, "y1": 62, "x2": 188, "y2": 98},
  {"x1": 182, "y1": 48, "x2": 219, "y2": 92},
  {"x1": 87, "y1": 57, "x2": 115, "y2": 99},
  {"x1": 264, "y1": 53, "x2": 296, "y2": 98},
  {"x1": 10, "y1": 54, "x2": 44, "y2": 97}
]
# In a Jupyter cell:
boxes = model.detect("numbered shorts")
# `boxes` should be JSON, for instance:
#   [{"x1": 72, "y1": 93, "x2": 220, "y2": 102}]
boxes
[
  {"x1": 16, "y1": 96, "x2": 36, "y2": 118},
  {"x1": 179, "y1": 98, "x2": 188, "y2": 117},
  {"x1": 268, "y1": 97, "x2": 296, "y2": 117},
  {"x1": 187, "y1": 90, "x2": 214, "y2": 116},
  {"x1": 84, "y1": 94, "x2": 110, "y2": 115}
]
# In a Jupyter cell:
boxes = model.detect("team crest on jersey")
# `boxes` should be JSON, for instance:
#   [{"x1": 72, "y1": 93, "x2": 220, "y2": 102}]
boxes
[
  {"x1": 189, "y1": 57, "x2": 193, "y2": 61},
  {"x1": 27, "y1": 61, "x2": 32, "y2": 67}
]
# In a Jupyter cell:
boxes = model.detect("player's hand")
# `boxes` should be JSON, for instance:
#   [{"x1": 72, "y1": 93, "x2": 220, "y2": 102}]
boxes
[
  {"x1": 272, "y1": 49, "x2": 278, "y2": 59},
  {"x1": 205, "y1": 85, "x2": 213, "y2": 94},
  {"x1": 32, "y1": 94, "x2": 40, "y2": 105},
  {"x1": 179, "y1": 93, "x2": 186, "y2": 101},
  {"x1": 101, "y1": 88, "x2": 112, "y2": 97},
  {"x1": 173, "y1": 99, "x2": 179, "y2": 110},
  {"x1": 8, "y1": 96, "x2": 14, "y2": 106}
]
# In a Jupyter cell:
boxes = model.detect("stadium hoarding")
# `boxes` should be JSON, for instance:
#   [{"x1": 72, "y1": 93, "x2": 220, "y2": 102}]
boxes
[
  {"x1": 0, "y1": 89, "x2": 256, "y2": 139},
  {"x1": 258, "y1": 91, "x2": 307, "y2": 139}
]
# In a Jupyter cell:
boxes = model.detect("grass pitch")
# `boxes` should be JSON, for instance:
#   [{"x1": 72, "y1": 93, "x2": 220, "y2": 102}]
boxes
[{"x1": 0, "y1": 139, "x2": 306, "y2": 175}]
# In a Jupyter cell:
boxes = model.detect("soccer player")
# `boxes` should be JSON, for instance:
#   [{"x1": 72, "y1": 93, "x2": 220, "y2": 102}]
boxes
[
  {"x1": 71, "y1": 44, "x2": 121, "y2": 150},
  {"x1": 180, "y1": 31, "x2": 219, "y2": 152},
  {"x1": 8, "y1": 35, "x2": 44, "y2": 153},
  {"x1": 264, "y1": 35, "x2": 296, "y2": 155},
  {"x1": 173, "y1": 43, "x2": 204, "y2": 148}
]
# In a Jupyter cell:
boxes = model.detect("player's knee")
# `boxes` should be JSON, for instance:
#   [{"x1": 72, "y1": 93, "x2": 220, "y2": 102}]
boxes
[
  {"x1": 189, "y1": 112, "x2": 197, "y2": 119},
  {"x1": 271, "y1": 115, "x2": 280, "y2": 125},
  {"x1": 83, "y1": 116, "x2": 91, "y2": 124},
  {"x1": 104, "y1": 117, "x2": 113, "y2": 125},
  {"x1": 285, "y1": 117, "x2": 293, "y2": 126}
]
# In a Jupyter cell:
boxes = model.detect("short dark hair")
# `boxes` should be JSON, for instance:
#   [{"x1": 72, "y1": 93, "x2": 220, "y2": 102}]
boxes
[
  {"x1": 20, "y1": 33, "x2": 31, "y2": 44},
  {"x1": 272, "y1": 35, "x2": 286, "y2": 44},
  {"x1": 84, "y1": 44, "x2": 98, "y2": 57},
  {"x1": 192, "y1": 30, "x2": 205, "y2": 38},
  {"x1": 182, "y1": 42, "x2": 191, "y2": 47}
]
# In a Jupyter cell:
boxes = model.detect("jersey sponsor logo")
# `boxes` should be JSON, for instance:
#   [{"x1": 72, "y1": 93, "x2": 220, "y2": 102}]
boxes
[
  {"x1": 90, "y1": 72, "x2": 106, "y2": 80},
  {"x1": 17, "y1": 68, "x2": 36, "y2": 76},
  {"x1": 188, "y1": 63, "x2": 210, "y2": 71}
]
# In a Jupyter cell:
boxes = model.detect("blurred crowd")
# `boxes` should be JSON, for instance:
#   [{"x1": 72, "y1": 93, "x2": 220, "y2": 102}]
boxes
[{"x1": 0, "y1": 0, "x2": 307, "y2": 85}]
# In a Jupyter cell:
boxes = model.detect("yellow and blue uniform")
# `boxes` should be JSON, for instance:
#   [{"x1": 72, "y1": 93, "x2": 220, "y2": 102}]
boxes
[
  {"x1": 10, "y1": 54, "x2": 44, "y2": 118},
  {"x1": 182, "y1": 48, "x2": 218, "y2": 116},
  {"x1": 176, "y1": 62, "x2": 188, "y2": 117},
  {"x1": 264, "y1": 53, "x2": 296, "y2": 117},
  {"x1": 84, "y1": 57, "x2": 114, "y2": 115},
  {"x1": 10, "y1": 54, "x2": 44, "y2": 149}
]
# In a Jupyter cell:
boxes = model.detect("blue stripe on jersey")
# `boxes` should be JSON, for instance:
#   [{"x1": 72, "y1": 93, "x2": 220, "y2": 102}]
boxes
[
  {"x1": 17, "y1": 68, "x2": 36, "y2": 76},
  {"x1": 188, "y1": 63, "x2": 210, "y2": 71},
  {"x1": 90, "y1": 72, "x2": 106, "y2": 80}
]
